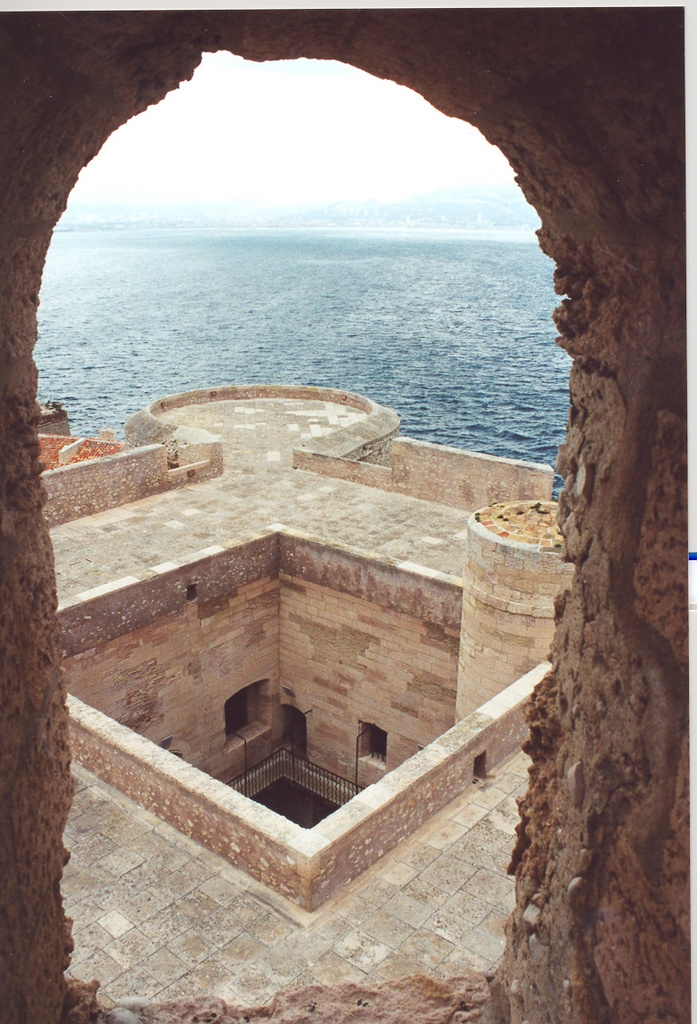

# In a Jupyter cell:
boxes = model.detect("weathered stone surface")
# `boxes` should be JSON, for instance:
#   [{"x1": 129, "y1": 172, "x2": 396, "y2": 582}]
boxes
[
  {"x1": 0, "y1": 9, "x2": 685, "y2": 1024},
  {"x1": 143, "y1": 973, "x2": 494, "y2": 1023},
  {"x1": 107, "y1": 1009, "x2": 140, "y2": 1024}
]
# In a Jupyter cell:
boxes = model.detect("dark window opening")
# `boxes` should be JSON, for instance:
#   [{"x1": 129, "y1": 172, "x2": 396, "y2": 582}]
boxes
[
  {"x1": 367, "y1": 723, "x2": 387, "y2": 762},
  {"x1": 473, "y1": 750, "x2": 487, "y2": 781},
  {"x1": 186, "y1": 583, "x2": 197, "y2": 601},
  {"x1": 225, "y1": 689, "x2": 249, "y2": 735},
  {"x1": 282, "y1": 705, "x2": 308, "y2": 754}
]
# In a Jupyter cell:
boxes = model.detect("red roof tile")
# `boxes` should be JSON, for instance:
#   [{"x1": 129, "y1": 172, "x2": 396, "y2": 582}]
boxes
[{"x1": 39, "y1": 434, "x2": 125, "y2": 471}]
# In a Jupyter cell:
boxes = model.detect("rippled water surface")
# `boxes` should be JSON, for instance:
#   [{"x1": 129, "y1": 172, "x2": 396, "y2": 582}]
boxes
[{"x1": 36, "y1": 228, "x2": 570, "y2": 480}]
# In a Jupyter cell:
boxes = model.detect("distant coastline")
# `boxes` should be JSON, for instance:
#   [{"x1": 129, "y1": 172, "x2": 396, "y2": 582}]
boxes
[{"x1": 56, "y1": 183, "x2": 541, "y2": 235}]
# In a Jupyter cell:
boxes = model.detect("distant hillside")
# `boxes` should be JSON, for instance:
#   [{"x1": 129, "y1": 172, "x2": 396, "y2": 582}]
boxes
[{"x1": 59, "y1": 184, "x2": 540, "y2": 232}]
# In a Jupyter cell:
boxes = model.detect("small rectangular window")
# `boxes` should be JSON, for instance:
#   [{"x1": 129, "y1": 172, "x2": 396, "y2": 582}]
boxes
[{"x1": 369, "y1": 724, "x2": 387, "y2": 762}]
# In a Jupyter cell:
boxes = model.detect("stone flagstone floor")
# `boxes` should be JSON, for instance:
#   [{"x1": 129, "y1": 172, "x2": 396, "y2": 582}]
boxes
[
  {"x1": 63, "y1": 750, "x2": 529, "y2": 1009},
  {"x1": 51, "y1": 397, "x2": 474, "y2": 606}
]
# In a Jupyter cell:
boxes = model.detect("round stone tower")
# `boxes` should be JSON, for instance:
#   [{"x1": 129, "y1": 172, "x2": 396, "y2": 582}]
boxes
[{"x1": 457, "y1": 500, "x2": 574, "y2": 720}]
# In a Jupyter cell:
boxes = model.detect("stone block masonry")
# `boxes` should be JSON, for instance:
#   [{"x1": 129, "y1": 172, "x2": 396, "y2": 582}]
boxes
[
  {"x1": 456, "y1": 507, "x2": 574, "y2": 718},
  {"x1": 63, "y1": 577, "x2": 280, "y2": 783},
  {"x1": 43, "y1": 439, "x2": 223, "y2": 527},
  {"x1": 60, "y1": 530, "x2": 463, "y2": 787},
  {"x1": 280, "y1": 576, "x2": 460, "y2": 785},
  {"x1": 294, "y1": 436, "x2": 553, "y2": 512}
]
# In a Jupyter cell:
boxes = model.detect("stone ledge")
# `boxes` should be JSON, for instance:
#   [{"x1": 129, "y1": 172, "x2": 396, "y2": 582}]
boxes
[{"x1": 58, "y1": 528, "x2": 463, "y2": 653}]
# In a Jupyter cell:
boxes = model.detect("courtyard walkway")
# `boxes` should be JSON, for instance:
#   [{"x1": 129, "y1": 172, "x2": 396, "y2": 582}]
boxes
[{"x1": 63, "y1": 749, "x2": 529, "y2": 1009}]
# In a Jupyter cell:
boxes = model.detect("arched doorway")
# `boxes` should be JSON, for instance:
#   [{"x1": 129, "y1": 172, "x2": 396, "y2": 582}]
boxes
[{"x1": 281, "y1": 704, "x2": 308, "y2": 755}]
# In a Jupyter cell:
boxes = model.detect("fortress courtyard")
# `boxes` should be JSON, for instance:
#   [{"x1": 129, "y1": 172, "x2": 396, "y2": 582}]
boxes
[{"x1": 51, "y1": 388, "x2": 561, "y2": 1012}]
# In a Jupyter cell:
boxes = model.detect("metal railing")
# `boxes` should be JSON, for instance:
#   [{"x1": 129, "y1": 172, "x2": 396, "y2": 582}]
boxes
[{"x1": 229, "y1": 747, "x2": 362, "y2": 807}]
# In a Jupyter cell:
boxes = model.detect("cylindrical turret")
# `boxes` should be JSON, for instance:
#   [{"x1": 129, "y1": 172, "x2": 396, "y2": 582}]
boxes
[{"x1": 457, "y1": 500, "x2": 574, "y2": 719}]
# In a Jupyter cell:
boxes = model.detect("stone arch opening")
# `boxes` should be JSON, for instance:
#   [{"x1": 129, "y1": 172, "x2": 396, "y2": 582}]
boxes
[
  {"x1": 36, "y1": 51, "x2": 564, "y2": 481},
  {"x1": 0, "y1": 10, "x2": 685, "y2": 1024}
]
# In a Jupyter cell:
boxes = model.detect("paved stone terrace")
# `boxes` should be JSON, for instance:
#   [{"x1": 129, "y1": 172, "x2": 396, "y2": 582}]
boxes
[
  {"x1": 51, "y1": 398, "x2": 473, "y2": 606},
  {"x1": 64, "y1": 750, "x2": 529, "y2": 1010},
  {"x1": 157, "y1": 397, "x2": 368, "y2": 471}
]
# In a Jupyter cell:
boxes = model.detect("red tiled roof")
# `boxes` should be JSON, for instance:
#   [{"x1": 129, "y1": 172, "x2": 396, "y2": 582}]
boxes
[{"x1": 39, "y1": 434, "x2": 125, "y2": 471}]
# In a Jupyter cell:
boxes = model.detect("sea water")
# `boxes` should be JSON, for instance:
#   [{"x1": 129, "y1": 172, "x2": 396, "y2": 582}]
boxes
[{"x1": 35, "y1": 227, "x2": 571, "y2": 485}]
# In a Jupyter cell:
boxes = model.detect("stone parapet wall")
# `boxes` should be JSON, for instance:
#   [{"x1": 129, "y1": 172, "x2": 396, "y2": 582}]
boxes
[
  {"x1": 292, "y1": 450, "x2": 393, "y2": 489},
  {"x1": 278, "y1": 532, "x2": 462, "y2": 630},
  {"x1": 58, "y1": 533, "x2": 278, "y2": 654},
  {"x1": 309, "y1": 664, "x2": 542, "y2": 906},
  {"x1": 67, "y1": 695, "x2": 318, "y2": 907},
  {"x1": 42, "y1": 440, "x2": 223, "y2": 527},
  {"x1": 67, "y1": 661, "x2": 545, "y2": 910},
  {"x1": 390, "y1": 438, "x2": 554, "y2": 508},
  {"x1": 294, "y1": 436, "x2": 553, "y2": 512},
  {"x1": 125, "y1": 384, "x2": 400, "y2": 461},
  {"x1": 457, "y1": 513, "x2": 574, "y2": 718}
]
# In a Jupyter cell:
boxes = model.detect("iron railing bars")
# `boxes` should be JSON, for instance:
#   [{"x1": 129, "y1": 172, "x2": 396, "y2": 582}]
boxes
[{"x1": 229, "y1": 746, "x2": 362, "y2": 807}]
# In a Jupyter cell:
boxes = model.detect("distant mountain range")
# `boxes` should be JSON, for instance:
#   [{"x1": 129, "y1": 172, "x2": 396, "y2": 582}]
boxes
[{"x1": 58, "y1": 184, "x2": 540, "y2": 232}]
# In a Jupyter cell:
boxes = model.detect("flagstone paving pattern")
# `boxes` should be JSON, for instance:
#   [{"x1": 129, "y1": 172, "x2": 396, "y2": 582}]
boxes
[
  {"x1": 63, "y1": 750, "x2": 529, "y2": 1008},
  {"x1": 51, "y1": 397, "x2": 473, "y2": 607}
]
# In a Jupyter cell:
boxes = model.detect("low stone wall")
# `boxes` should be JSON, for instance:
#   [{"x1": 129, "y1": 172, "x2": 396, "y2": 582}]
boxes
[
  {"x1": 125, "y1": 384, "x2": 401, "y2": 467},
  {"x1": 390, "y1": 438, "x2": 554, "y2": 508},
  {"x1": 67, "y1": 661, "x2": 546, "y2": 910},
  {"x1": 43, "y1": 441, "x2": 223, "y2": 527},
  {"x1": 294, "y1": 436, "x2": 553, "y2": 511}
]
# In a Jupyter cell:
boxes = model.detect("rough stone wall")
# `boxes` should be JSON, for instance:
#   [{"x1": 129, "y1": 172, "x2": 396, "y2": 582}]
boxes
[
  {"x1": 391, "y1": 440, "x2": 554, "y2": 510},
  {"x1": 0, "y1": 9, "x2": 685, "y2": 1024},
  {"x1": 68, "y1": 665, "x2": 538, "y2": 912},
  {"x1": 457, "y1": 519, "x2": 574, "y2": 719},
  {"x1": 294, "y1": 438, "x2": 553, "y2": 511},
  {"x1": 42, "y1": 441, "x2": 224, "y2": 527},
  {"x1": 503, "y1": 242, "x2": 688, "y2": 1023},
  {"x1": 62, "y1": 578, "x2": 280, "y2": 782},
  {"x1": 43, "y1": 445, "x2": 161, "y2": 525},
  {"x1": 279, "y1": 575, "x2": 460, "y2": 785}
]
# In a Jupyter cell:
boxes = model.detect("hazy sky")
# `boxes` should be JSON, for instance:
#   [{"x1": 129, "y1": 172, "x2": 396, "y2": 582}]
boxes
[{"x1": 68, "y1": 52, "x2": 518, "y2": 208}]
